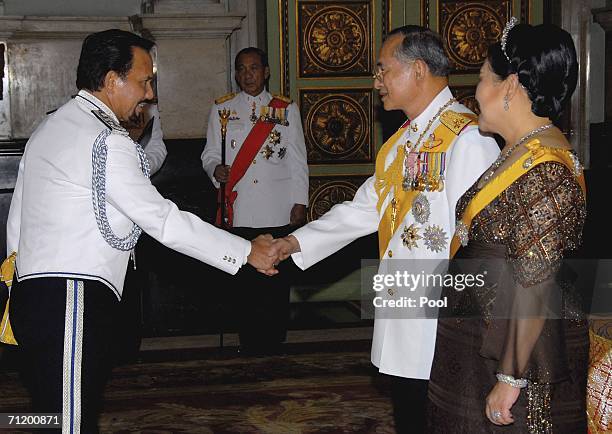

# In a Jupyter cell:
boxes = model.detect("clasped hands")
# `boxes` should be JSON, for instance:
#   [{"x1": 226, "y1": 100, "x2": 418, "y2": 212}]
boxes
[{"x1": 246, "y1": 234, "x2": 300, "y2": 275}]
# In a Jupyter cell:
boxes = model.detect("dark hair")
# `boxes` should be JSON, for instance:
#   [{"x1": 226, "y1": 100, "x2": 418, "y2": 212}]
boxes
[
  {"x1": 76, "y1": 29, "x2": 154, "y2": 91},
  {"x1": 235, "y1": 47, "x2": 269, "y2": 69},
  {"x1": 386, "y1": 25, "x2": 450, "y2": 77},
  {"x1": 488, "y1": 23, "x2": 577, "y2": 121}
]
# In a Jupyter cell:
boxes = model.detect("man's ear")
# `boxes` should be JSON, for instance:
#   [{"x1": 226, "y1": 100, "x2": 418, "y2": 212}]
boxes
[
  {"x1": 103, "y1": 70, "x2": 119, "y2": 93},
  {"x1": 264, "y1": 66, "x2": 270, "y2": 81},
  {"x1": 413, "y1": 59, "x2": 428, "y2": 81}
]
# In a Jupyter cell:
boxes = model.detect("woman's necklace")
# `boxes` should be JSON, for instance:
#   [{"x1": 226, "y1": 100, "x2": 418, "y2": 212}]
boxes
[{"x1": 479, "y1": 123, "x2": 554, "y2": 185}]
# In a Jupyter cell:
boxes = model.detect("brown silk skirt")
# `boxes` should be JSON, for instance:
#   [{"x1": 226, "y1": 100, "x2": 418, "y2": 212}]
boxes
[{"x1": 426, "y1": 242, "x2": 589, "y2": 433}]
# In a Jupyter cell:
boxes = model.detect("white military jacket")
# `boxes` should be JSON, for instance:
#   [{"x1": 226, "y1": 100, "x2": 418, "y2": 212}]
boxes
[
  {"x1": 6, "y1": 90, "x2": 251, "y2": 299},
  {"x1": 201, "y1": 90, "x2": 309, "y2": 228},
  {"x1": 291, "y1": 87, "x2": 500, "y2": 379}
]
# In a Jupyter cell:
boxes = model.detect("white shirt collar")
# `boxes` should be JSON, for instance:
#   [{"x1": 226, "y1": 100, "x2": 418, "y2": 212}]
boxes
[
  {"x1": 241, "y1": 89, "x2": 270, "y2": 105},
  {"x1": 407, "y1": 87, "x2": 454, "y2": 136},
  {"x1": 76, "y1": 90, "x2": 120, "y2": 123}
]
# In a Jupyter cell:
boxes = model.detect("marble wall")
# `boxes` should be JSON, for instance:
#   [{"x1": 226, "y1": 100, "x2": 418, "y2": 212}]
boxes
[{"x1": 0, "y1": 0, "x2": 259, "y2": 140}]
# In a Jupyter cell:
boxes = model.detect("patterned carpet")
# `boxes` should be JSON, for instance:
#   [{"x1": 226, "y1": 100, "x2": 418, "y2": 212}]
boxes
[{"x1": 0, "y1": 342, "x2": 395, "y2": 433}]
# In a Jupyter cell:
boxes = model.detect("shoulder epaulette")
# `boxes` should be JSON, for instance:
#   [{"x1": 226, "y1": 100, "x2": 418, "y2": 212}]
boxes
[
  {"x1": 91, "y1": 109, "x2": 130, "y2": 137},
  {"x1": 272, "y1": 94, "x2": 292, "y2": 104},
  {"x1": 215, "y1": 92, "x2": 237, "y2": 105},
  {"x1": 439, "y1": 110, "x2": 478, "y2": 135}
]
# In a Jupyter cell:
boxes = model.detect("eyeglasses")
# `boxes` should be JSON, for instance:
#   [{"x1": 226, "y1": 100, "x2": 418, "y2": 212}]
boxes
[
  {"x1": 372, "y1": 61, "x2": 415, "y2": 82},
  {"x1": 372, "y1": 68, "x2": 385, "y2": 82}
]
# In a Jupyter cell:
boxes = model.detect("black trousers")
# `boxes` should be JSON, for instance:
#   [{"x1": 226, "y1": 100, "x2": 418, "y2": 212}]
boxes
[
  {"x1": 389, "y1": 375, "x2": 429, "y2": 434},
  {"x1": 231, "y1": 225, "x2": 292, "y2": 351},
  {"x1": 9, "y1": 277, "x2": 119, "y2": 433}
]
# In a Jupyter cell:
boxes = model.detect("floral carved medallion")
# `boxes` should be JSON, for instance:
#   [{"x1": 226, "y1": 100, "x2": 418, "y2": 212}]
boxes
[
  {"x1": 308, "y1": 177, "x2": 367, "y2": 221},
  {"x1": 300, "y1": 89, "x2": 372, "y2": 163},
  {"x1": 298, "y1": 2, "x2": 372, "y2": 77},
  {"x1": 440, "y1": 0, "x2": 511, "y2": 72}
]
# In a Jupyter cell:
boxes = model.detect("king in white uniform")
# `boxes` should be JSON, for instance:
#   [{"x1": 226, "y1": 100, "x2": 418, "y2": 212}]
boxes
[{"x1": 278, "y1": 26, "x2": 500, "y2": 433}]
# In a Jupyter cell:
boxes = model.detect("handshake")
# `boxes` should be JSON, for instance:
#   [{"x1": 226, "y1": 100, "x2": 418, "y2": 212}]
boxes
[{"x1": 246, "y1": 234, "x2": 301, "y2": 275}]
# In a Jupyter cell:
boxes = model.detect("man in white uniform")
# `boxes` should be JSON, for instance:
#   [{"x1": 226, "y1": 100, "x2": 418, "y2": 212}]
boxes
[
  {"x1": 274, "y1": 26, "x2": 500, "y2": 432},
  {"x1": 201, "y1": 47, "x2": 309, "y2": 353},
  {"x1": 5, "y1": 30, "x2": 278, "y2": 432}
]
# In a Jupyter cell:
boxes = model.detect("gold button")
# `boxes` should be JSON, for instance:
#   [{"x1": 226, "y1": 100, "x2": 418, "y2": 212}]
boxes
[
  {"x1": 252, "y1": 159, "x2": 256, "y2": 164},
  {"x1": 253, "y1": 179, "x2": 258, "y2": 184},
  {"x1": 388, "y1": 250, "x2": 393, "y2": 258},
  {"x1": 388, "y1": 288, "x2": 395, "y2": 296}
]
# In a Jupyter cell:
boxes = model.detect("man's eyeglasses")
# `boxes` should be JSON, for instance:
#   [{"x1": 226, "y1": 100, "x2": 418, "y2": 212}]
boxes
[{"x1": 372, "y1": 68, "x2": 385, "y2": 81}]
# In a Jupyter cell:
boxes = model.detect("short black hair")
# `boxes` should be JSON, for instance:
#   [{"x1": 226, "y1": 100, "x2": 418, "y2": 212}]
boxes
[
  {"x1": 488, "y1": 23, "x2": 577, "y2": 121},
  {"x1": 76, "y1": 29, "x2": 154, "y2": 92},
  {"x1": 235, "y1": 47, "x2": 269, "y2": 69},
  {"x1": 386, "y1": 25, "x2": 450, "y2": 77}
]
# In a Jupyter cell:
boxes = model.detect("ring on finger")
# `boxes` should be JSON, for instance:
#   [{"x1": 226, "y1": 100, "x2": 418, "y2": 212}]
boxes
[{"x1": 492, "y1": 410, "x2": 502, "y2": 420}]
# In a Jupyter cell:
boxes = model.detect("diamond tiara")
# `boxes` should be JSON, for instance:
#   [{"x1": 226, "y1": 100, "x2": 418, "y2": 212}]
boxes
[{"x1": 501, "y1": 17, "x2": 519, "y2": 62}]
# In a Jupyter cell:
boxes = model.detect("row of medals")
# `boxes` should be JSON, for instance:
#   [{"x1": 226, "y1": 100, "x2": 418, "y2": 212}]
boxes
[
  {"x1": 252, "y1": 102, "x2": 287, "y2": 160},
  {"x1": 399, "y1": 138, "x2": 448, "y2": 253},
  {"x1": 402, "y1": 143, "x2": 446, "y2": 193}
]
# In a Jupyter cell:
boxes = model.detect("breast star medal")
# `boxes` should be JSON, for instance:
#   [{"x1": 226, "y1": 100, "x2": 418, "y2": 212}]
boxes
[
  {"x1": 401, "y1": 224, "x2": 421, "y2": 250},
  {"x1": 268, "y1": 130, "x2": 281, "y2": 145},
  {"x1": 424, "y1": 225, "x2": 448, "y2": 253}
]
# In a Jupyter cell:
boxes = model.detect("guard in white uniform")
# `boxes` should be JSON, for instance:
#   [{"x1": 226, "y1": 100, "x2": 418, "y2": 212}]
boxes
[
  {"x1": 201, "y1": 47, "x2": 308, "y2": 353},
  {"x1": 202, "y1": 90, "x2": 308, "y2": 229},
  {"x1": 277, "y1": 26, "x2": 500, "y2": 433},
  {"x1": 4, "y1": 30, "x2": 277, "y2": 433}
]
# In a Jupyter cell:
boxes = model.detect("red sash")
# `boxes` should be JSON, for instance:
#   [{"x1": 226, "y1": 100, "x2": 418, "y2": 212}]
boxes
[{"x1": 216, "y1": 97, "x2": 290, "y2": 227}]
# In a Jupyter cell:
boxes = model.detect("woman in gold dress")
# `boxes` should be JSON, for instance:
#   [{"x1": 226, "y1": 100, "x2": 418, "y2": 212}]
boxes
[{"x1": 427, "y1": 20, "x2": 588, "y2": 433}]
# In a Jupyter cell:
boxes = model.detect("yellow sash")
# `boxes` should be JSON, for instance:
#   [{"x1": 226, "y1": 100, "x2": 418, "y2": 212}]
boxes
[
  {"x1": 375, "y1": 112, "x2": 476, "y2": 257},
  {"x1": 0, "y1": 251, "x2": 17, "y2": 345},
  {"x1": 450, "y1": 140, "x2": 586, "y2": 258}
]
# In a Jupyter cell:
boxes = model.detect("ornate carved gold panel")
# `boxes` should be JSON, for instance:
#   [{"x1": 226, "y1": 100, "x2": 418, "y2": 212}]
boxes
[
  {"x1": 297, "y1": 1, "x2": 373, "y2": 78},
  {"x1": 308, "y1": 175, "x2": 369, "y2": 221},
  {"x1": 300, "y1": 88, "x2": 373, "y2": 164},
  {"x1": 450, "y1": 85, "x2": 479, "y2": 114},
  {"x1": 439, "y1": 0, "x2": 512, "y2": 73}
]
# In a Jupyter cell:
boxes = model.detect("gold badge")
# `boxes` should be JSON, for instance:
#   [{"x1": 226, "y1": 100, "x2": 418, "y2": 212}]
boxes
[
  {"x1": 401, "y1": 224, "x2": 421, "y2": 250},
  {"x1": 269, "y1": 130, "x2": 281, "y2": 145},
  {"x1": 261, "y1": 144, "x2": 274, "y2": 160}
]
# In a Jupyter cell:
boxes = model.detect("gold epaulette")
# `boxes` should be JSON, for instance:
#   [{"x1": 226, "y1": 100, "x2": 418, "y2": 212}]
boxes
[
  {"x1": 215, "y1": 92, "x2": 237, "y2": 105},
  {"x1": 439, "y1": 110, "x2": 478, "y2": 135},
  {"x1": 272, "y1": 94, "x2": 292, "y2": 104}
]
